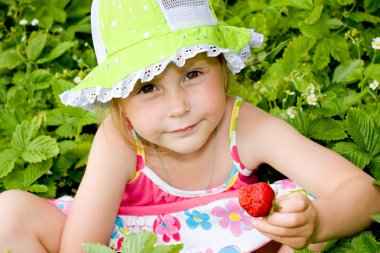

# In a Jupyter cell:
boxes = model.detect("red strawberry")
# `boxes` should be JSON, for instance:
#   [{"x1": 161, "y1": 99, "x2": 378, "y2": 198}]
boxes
[{"x1": 238, "y1": 182, "x2": 279, "y2": 218}]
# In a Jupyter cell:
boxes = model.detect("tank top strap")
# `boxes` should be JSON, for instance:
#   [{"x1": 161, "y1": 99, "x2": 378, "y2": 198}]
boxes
[
  {"x1": 131, "y1": 129, "x2": 146, "y2": 171},
  {"x1": 229, "y1": 97, "x2": 253, "y2": 176}
]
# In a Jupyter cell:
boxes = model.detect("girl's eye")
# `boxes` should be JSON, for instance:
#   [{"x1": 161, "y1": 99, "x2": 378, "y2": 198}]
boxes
[
  {"x1": 185, "y1": 71, "x2": 201, "y2": 80},
  {"x1": 137, "y1": 84, "x2": 156, "y2": 94}
]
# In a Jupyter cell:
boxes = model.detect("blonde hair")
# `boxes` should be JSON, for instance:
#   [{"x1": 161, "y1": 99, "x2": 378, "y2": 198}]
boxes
[{"x1": 110, "y1": 55, "x2": 231, "y2": 146}]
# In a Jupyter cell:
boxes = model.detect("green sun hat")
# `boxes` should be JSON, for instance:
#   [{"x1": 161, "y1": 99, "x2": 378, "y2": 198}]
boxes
[{"x1": 59, "y1": 0, "x2": 264, "y2": 110}]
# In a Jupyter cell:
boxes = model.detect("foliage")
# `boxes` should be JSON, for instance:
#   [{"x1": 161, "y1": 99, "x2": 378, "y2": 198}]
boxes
[
  {"x1": 0, "y1": 0, "x2": 96, "y2": 197},
  {"x1": 83, "y1": 231, "x2": 183, "y2": 253},
  {"x1": 219, "y1": 0, "x2": 380, "y2": 250},
  {"x1": 0, "y1": 0, "x2": 379, "y2": 251}
]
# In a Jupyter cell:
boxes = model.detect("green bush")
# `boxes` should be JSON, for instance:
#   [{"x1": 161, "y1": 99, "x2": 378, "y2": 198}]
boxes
[
  {"x1": 0, "y1": 0, "x2": 379, "y2": 251},
  {"x1": 0, "y1": 0, "x2": 97, "y2": 197}
]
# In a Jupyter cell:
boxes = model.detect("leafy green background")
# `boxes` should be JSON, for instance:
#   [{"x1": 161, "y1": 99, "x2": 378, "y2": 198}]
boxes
[{"x1": 0, "y1": 0, "x2": 379, "y2": 251}]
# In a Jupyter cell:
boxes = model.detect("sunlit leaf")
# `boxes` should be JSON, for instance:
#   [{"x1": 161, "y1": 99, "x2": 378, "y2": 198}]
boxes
[
  {"x1": 22, "y1": 136, "x2": 59, "y2": 163},
  {"x1": 26, "y1": 33, "x2": 47, "y2": 61}
]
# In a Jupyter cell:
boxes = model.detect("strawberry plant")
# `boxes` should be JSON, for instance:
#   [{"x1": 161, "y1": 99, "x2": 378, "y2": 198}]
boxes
[
  {"x1": 0, "y1": 0, "x2": 97, "y2": 197},
  {"x1": 83, "y1": 231, "x2": 183, "y2": 253}
]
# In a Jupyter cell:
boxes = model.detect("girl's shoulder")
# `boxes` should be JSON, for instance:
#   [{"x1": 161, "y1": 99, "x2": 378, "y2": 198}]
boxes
[
  {"x1": 88, "y1": 115, "x2": 137, "y2": 182},
  {"x1": 233, "y1": 99, "x2": 301, "y2": 169}
]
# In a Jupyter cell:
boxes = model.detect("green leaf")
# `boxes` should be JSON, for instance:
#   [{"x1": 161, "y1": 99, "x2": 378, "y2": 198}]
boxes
[
  {"x1": 37, "y1": 41, "x2": 75, "y2": 64},
  {"x1": 333, "y1": 142, "x2": 372, "y2": 169},
  {"x1": 346, "y1": 109, "x2": 380, "y2": 156},
  {"x1": 326, "y1": 18, "x2": 344, "y2": 29},
  {"x1": 51, "y1": 79, "x2": 75, "y2": 106},
  {"x1": 349, "y1": 12, "x2": 380, "y2": 24},
  {"x1": 83, "y1": 232, "x2": 183, "y2": 253},
  {"x1": 371, "y1": 214, "x2": 380, "y2": 223},
  {"x1": 351, "y1": 231, "x2": 380, "y2": 252},
  {"x1": 0, "y1": 109, "x2": 20, "y2": 135},
  {"x1": 0, "y1": 149, "x2": 19, "y2": 178},
  {"x1": 286, "y1": 111, "x2": 311, "y2": 138},
  {"x1": 26, "y1": 33, "x2": 47, "y2": 61},
  {"x1": 321, "y1": 237, "x2": 353, "y2": 252},
  {"x1": 271, "y1": 0, "x2": 313, "y2": 10},
  {"x1": 29, "y1": 69, "x2": 53, "y2": 90},
  {"x1": 11, "y1": 120, "x2": 35, "y2": 152},
  {"x1": 0, "y1": 49, "x2": 24, "y2": 69},
  {"x1": 82, "y1": 243, "x2": 117, "y2": 253},
  {"x1": 319, "y1": 88, "x2": 364, "y2": 118},
  {"x1": 326, "y1": 35, "x2": 350, "y2": 63},
  {"x1": 332, "y1": 60, "x2": 364, "y2": 84},
  {"x1": 309, "y1": 118, "x2": 347, "y2": 141},
  {"x1": 281, "y1": 36, "x2": 316, "y2": 74},
  {"x1": 3, "y1": 159, "x2": 52, "y2": 192},
  {"x1": 304, "y1": 4, "x2": 324, "y2": 25},
  {"x1": 0, "y1": 0, "x2": 16, "y2": 5},
  {"x1": 73, "y1": 143, "x2": 91, "y2": 169},
  {"x1": 364, "y1": 64, "x2": 380, "y2": 82},
  {"x1": 337, "y1": 0, "x2": 354, "y2": 6},
  {"x1": 27, "y1": 184, "x2": 48, "y2": 193},
  {"x1": 313, "y1": 39, "x2": 330, "y2": 70},
  {"x1": 120, "y1": 231, "x2": 155, "y2": 252},
  {"x1": 299, "y1": 14, "x2": 330, "y2": 39},
  {"x1": 364, "y1": 0, "x2": 380, "y2": 13},
  {"x1": 65, "y1": 0, "x2": 92, "y2": 19},
  {"x1": 294, "y1": 248, "x2": 315, "y2": 253},
  {"x1": 121, "y1": 231, "x2": 183, "y2": 253},
  {"x1": 64, "y1": 16, "x2": 92, "y2": 41},
  {"x1": 369, "y1": 155, "x2": 380, "y2": 180},
  {"x1": 55, "y1": 119, "x2": 79, "y2": 138},
  {"x1": 22, "y1": 136, "x2": 59, "y2": 163},
  {"x1": 49, "y1": 3, "x2": 67, "y2": 23}
]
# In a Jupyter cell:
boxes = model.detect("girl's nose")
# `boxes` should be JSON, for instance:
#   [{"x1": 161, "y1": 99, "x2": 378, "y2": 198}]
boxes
[{"x1": 166, "y1": 89, "x2": 190, "y2": 118}]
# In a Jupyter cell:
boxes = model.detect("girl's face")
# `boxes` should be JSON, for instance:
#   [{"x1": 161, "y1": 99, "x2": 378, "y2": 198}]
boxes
[{"x1": 122, "y1": 54, "x2": 227, "y2": 154}]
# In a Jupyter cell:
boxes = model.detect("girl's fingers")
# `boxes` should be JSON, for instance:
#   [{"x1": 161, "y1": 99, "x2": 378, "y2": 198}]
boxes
[
  {"x1": 264, "y1": 211, "x2": 309, "y2": 228},
  {"x1": 275, "y1": 192, "x2": 310, "y2": 213},
  {"x1": 254, "y1": 219, "x2": 305, "y2": 237}
]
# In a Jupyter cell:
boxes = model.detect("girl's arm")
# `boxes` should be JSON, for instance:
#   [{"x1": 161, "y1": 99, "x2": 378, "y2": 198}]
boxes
[
  {"x1": 237, "y1": 102, "x2": 380, "y2": 249},
  {"x1": 59, "y1": 116, "x2": 136, "y2": 253}
]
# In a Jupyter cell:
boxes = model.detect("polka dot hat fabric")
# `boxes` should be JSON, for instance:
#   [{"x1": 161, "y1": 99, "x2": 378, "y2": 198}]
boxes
[{"x1": 59, "y1": 0, "x2": 264, "y2": 110}]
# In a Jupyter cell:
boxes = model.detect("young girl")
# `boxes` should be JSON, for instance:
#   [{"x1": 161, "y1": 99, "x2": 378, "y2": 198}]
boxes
[{"x1": 0, "y1": 0, "x2": 379, "y2": 252}]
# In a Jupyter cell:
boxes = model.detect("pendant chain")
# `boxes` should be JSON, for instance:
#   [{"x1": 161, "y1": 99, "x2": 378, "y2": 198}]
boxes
[{"x1": 153, "y1": 127, "x2": 218, "y2": 190}]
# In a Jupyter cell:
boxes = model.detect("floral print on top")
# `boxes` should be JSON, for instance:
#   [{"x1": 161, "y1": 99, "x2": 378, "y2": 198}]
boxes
[{"x1": 49, "y1": 97, "x2": 315, "y2": 252}]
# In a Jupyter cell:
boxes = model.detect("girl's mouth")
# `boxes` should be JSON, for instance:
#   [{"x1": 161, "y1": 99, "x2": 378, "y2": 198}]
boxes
[{"x1": 170, "y1": 123, "x2": 198, "y2": 135}]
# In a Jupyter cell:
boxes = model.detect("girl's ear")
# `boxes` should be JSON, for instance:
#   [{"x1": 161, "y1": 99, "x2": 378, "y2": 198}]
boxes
[
  {"x1": 123, "y1": 116, "x2": 133, "y2": 130},
  {"x1": 218, "y1": 55, "x2": 230, "y2": 91}
]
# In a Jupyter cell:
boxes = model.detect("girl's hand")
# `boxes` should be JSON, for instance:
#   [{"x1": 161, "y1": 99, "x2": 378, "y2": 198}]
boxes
[{"x1": 253, "y1": 192, "x2": 318, "y2": 250}]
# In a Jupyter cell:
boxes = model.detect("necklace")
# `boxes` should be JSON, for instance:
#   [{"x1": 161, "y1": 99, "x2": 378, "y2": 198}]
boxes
[{"x1": 152, "y1": 127, "x2": 218, "y2": 190}]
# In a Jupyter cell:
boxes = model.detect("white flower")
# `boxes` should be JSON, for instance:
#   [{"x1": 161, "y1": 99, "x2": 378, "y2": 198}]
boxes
[
  {"x1": 286, "y1": 107, "x2": 297, "y2": 118},
  {"x1": 31, "y1": 18, "x2": 39, "y2": 26},
  {"x1": 73, "y1": 76, "x2": 81, "y2": 84},
  {"x1": 19, "y1": 19, "x2": 28, "y2": 25},
  {"x1": 372, "y1": 37, "x2": 380, "y2": 50},
  {"x1": 286, "y1": 90, "x2": 295, "y2": 95},
  {"x1": 307, "y1": 94, "x2": 317, "y2": 105},
  {"x1": 307, "y1": 83, "x2": 315, "y2": 94},
  {"x1": 369, "y1": 80, "x2": 379, "y2": 90}
]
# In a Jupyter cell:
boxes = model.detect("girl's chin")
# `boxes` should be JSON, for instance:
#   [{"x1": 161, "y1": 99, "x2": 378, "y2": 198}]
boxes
[{"x1": 157, "y1": 138, "x2": 208, "y2": 154}]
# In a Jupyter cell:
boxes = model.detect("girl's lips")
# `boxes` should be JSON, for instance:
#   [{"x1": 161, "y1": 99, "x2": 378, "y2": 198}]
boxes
[{"x1": 170, "y1": 123, "x2": 198, "y2": 134}]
